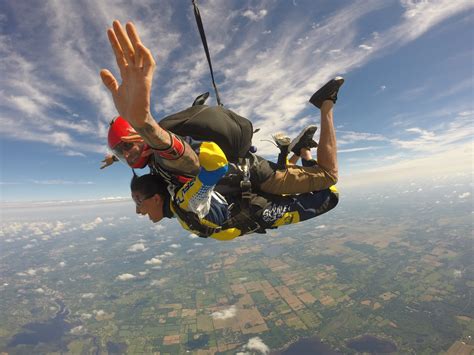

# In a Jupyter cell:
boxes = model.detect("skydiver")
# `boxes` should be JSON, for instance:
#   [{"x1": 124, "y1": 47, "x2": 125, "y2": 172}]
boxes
[
  {"x1": 130, "y1": 99, "x2": 339, "y2": 240},
  {"x1": 100, "y1": 21, "x2": 341, "y2": 198}
]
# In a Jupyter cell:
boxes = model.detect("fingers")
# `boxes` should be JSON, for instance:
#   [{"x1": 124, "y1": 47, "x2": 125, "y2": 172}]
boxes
[
  {"x1": 100, "y1": 159, "x2": 110, "y2": 169},
  {"x1": 126, "y1": 22, "x2": 143, "y2": 67},
  {"x1": 107, "y1": 28, "x2": 127, "y2": 76},
  {"x1": 113, "y1": 20, "x2": 135, "y2": 66},
  {"x1": 138, "y1": 42, "x2": 156, "y2": 75},
  {"x1": 100, "y1": 69, "x2": 119, "y2": 94},
  {"x1": 107, "y1": 20, "x2": 153, "y2": 71},
  {"x1": 121, "y1": 134, "x2": 144, "y2": 143}
]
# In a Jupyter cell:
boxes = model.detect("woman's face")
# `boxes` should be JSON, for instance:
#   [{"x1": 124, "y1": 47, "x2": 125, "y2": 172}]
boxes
[{"x1": 132, "y1": 191, "x2": 164, "y2": 223}]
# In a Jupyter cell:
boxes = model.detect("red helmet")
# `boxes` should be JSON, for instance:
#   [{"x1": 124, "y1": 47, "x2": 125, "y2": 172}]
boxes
[{"x1": 108, "y1": 117, "x2": 150, "y2": 169}]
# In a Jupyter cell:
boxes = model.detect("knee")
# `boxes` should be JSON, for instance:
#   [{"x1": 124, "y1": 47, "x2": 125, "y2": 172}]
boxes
[
  {"x1": 321, "y1": 170, "x2": 338, "y2": 188},
  {"x1": 327, "y1": 170, "x2": 338, "y2": 185}
]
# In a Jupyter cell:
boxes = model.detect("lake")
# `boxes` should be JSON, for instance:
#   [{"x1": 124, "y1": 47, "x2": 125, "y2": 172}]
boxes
[
  {"x1": 346, "y1": 334, "x2": 398, "y2": 353},
  {"x1": 272, "y1": 336, "x2": 341, "y2": 355}
]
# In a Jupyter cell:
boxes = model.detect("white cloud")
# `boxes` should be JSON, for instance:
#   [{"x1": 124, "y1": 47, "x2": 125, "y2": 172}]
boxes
[
  {"x1": 211, "y1": 305, "x2": 237, "y2": 320},
  {"x1": 339, "y1": 131, "x2": 389, "y2": 145},
  {"x1": 339, "y1": 146, "x2": 381, "y2": 153},
  {"x1": 359, "y1": 44, "x2": 373, "y2": 50},
  {"x1": 81, "y1": 293, "x2": 95, "y2": 299},
  {"x1": 127, "y1": 243, "x2": 148, "y2": 252},
  {"x1": 25, "y1": 268, "x2": 37, "y2": 276},
  {"x1": 393, "y1": 114, "x2": 473, "y2": 153},
  {"x1": 152, "y1": 225, "x2": 166, "y2": 232},
  {"x1": 150, "y1": 278, "x2": 168, "y2": 287},
  {"x1": 241, "y1": 337, "x2": 270, "y2": 355},
  {"x1": 32, "y1": 179, "x2": 93, "y2": 185},
  {"x1": 1, "y1": 0, "x2": 471, "y2": 162},
  {"x1": 242, "y1": 9, "x2": 268, "y2": 21},
  {"x1": 145, "y1": 258, "x2": 162, "y2": 265},
  {"x1": 35, "y1": 288, "x2": 45, "y2": 294},
  {"x1": 341, "y1": 142, "x2": 472, "y2": 189},
  {"x1": 96, "y1": 236, "x2": 107, "y2": 241},
  {"x1": 189, "y1": 233, "x2": 199, "y2": 239},
  {"x1": 458, "y1": 192, "x2": 471, "y2": 199},
  {"x1": 70, "y1": 325, "x2": 85, "y2": 335},
  {"x1": 116, "y1": 273, "x2": 136, "y2": 281},
  {"x1": 80, "y1": 217, "x2": 103, "y2": 231},
  {"x1": 94, "y1": 309, "x2": 107, "y2": 317},
  {"x1": 169, "y1": 243, "x2": 181, "y2": 249}
]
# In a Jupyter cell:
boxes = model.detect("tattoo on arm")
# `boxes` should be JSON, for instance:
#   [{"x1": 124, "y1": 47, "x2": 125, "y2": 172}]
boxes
[
  {"x1": 135, "y1": 114, "x2": 200, "y2": 175},
  {"x1": 162, "y1": 145, "x2": 200, "y2": 176},
  {"x1": 135, "y1": 118, "x2": 171, "y2": 149}
]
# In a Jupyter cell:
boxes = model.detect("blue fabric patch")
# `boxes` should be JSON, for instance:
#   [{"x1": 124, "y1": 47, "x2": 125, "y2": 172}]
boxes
[
  {"x1": 199, "y1": 165, "x2": 228, "y2": 185},
  {"x1": 204, "y1": 195, "x2": 229, "y2": 225}
]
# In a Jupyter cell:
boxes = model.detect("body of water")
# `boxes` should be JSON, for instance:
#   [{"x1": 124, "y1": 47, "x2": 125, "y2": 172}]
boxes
[
  {"x1": 346, "y1": 335, "x2": 397, "y2": 353},
  {"x1": 272, "y1": 336, "x2": 341, "y2": 355},
  {"x1": 7, "y1": 299, "x2": 73, "y2": 348}
]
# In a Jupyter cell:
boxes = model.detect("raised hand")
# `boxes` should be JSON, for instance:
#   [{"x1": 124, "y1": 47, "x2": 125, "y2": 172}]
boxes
[
  {"x1": 100, "y1": 154, "x2": 118, "y2": 169},
  {"x1": 100, "y1": 21, "x2": 155, "y2": 128}
]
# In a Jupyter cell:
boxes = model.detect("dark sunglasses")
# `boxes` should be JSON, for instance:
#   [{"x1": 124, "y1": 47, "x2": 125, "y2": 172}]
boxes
[
  {"x1": 114, "y1": 142, "x2": 135, "y2": 155},
  {"x1": 134, "y1": 192, "x2": 155, "y2": 207}
]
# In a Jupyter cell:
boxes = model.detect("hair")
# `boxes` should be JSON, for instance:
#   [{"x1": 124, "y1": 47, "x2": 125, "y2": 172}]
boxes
[{"x1": 130, "y1": 173, "x2": 169, "y2": 198}]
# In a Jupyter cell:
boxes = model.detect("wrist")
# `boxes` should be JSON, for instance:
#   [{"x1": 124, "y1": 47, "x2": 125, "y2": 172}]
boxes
[{"x1": 152, "y1": 132, "x2": 186, "y2": 160}]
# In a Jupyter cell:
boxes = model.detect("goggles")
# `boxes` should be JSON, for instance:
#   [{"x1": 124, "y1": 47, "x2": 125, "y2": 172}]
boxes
[{"x1": 112, "y1": 141, "x2": 147, "y2": 168}]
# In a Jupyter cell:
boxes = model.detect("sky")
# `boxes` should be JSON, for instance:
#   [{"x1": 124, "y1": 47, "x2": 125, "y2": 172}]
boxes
[{"x1": 0, "y1": 0, "x2": 473, "y2": 202}]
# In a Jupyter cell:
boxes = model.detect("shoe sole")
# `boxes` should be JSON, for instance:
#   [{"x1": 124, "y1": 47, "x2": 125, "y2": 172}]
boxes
[
  {"x1": 309, "y1": 76, "x2": 344, "y2": 109},
  {"x1": 272, "y1": 133, "x2": 291, "y2": 147},
  {"x1": 288, "y1": 125, "x2": 318, "y2": 153}
]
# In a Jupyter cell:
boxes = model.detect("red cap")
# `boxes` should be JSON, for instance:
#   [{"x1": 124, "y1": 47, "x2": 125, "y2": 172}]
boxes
[
  {"x1": 107, "y1": 116, "x2": 150, "y2": 169},
  {"x1": 108, "y1": 116, "x2": 131, "y2": 149}
]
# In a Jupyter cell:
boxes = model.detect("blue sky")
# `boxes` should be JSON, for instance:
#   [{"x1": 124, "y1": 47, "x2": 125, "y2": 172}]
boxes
[{"x1": 0, "y1": 0, "x2": 472, "y2": 202}]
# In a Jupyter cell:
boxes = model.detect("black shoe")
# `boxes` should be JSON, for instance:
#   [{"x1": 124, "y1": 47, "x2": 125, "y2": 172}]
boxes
[
  {"x1": 272, "y1": 133, "x2": 291, "y2": 170},
  {"x1": 309, "y1": 76, "x2": 344, "y2": 109},
  {"x1": 289, "y1": 125, "x2": 318, "y2": 155},
  {"x1": 192, "y1": 92, "x2": 210, "y2": 106}
]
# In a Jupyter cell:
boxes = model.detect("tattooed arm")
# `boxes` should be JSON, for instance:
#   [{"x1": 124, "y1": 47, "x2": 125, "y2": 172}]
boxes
[
  {"x1": 100, "y1": 20, "x2": 199, "y2": 172},
  {"x1": 135, "y1": 113, "x2": 200, "y2": 174}
]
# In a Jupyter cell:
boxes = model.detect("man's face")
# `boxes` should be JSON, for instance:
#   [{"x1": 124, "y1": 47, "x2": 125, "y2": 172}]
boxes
[
  {"x1": 132, "y1": 191, "x2": 164, "y2": 223},
  {"x1": 115, "y1": 141, "x2": 144, "y2": 166}
]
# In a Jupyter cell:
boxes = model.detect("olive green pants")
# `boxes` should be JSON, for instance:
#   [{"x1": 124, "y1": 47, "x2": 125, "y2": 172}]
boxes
[{"x1": 260, "y1": 163, "x2": 338, "y2": 195}]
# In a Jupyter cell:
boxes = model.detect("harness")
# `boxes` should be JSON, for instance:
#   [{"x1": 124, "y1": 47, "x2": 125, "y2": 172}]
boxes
[{"x1": 171, "y1": 158, "x2": 271, "y2": 238}]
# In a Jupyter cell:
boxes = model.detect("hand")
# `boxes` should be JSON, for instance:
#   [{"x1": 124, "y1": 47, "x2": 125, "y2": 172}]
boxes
[
  {"x1": 100, "y1": 20, "x2": 156, "y2": 128},
  {"x1": 100, "y1": 154, "x2": 118, "y2": 169},
  {"x1": 120, "y1": 127, "x2": 144, "y2": 143}
]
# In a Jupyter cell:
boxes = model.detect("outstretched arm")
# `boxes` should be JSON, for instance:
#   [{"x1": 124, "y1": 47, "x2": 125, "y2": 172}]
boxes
[
  {"x1": 100, "y1": 20, "x2": 199, "y2": 171},
  {"x1": 100, "y1": 153, "x2": 118, "y2": 169}
]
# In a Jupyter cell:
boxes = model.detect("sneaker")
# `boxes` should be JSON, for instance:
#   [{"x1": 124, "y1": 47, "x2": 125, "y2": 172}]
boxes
[
  {"x1": 309, "y1": 76, "x2": 344, "y2": 109},
  {"x1": 192, "y1": 92, "x2": 210, "y2": 106},
  {"x1": 288, "y1": 125, "x2": 318, "y2": 155},
  {"x1": 272, "y1": 132, "x2": 291, "y2": 148}
]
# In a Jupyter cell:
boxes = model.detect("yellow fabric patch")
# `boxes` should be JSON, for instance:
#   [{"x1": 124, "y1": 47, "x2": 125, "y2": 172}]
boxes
[
  {"x1": 271, "y1": 211, "x2": 300, "y2": 227},
  {"x1": 175, "y1": 179, "x2": 203, "y2": 210},
  {"x1": 211, "y1": 228, "x2": 241, "y2": 241},
  {"x1": 199, "y1": 142, "x2": 227, "y2": 171}
]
